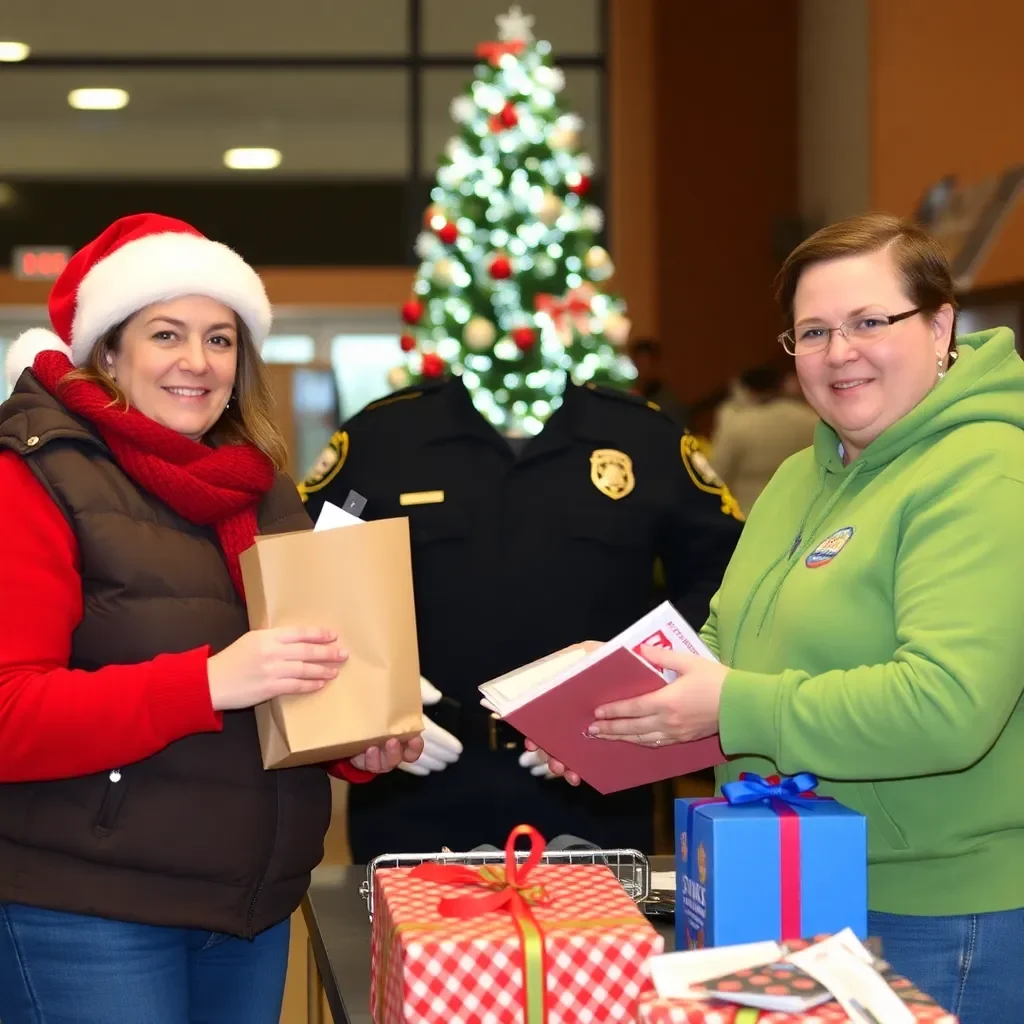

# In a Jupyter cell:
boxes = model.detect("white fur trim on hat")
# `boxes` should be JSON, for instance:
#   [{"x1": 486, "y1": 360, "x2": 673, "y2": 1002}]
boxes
[
  {"x1": 5, "y1": 328, "x2": 73, "y2": 393},
  {"x1": 70, "y1": 231, "x2": 272, "y2": 364}
]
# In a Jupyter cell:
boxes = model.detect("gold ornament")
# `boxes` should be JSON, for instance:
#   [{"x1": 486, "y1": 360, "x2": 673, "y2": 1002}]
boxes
[
  {"x1": 464, "y1": 316, "x2": 497, "y2": 351},
  {"x1": 387, "y1": 365, "x2": 411, "y2": 390},
  {"x1": 602, "y1": 311, "x2": 632, "y2": 346}
]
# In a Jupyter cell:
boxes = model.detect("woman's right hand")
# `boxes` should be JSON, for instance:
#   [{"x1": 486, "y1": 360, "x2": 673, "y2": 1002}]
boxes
[{"x1": 207, "y1": 627, "x2": 348, "y2": 711}]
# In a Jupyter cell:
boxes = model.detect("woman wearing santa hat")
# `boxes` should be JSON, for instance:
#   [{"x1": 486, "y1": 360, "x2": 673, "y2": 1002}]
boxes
[{"x1": 0, "y1": 213, "x2": 423, "y2": 1023}]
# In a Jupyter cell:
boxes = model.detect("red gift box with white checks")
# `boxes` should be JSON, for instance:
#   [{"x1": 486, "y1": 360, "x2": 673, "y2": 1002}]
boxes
[{"x1": 369, "y1": 827, "x2": 663, "y2": 1024}]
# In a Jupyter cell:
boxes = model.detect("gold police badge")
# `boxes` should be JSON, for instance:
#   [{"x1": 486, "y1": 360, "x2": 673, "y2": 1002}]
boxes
[
  {"x1": 298, "y1": 430, "x2": 349, "y2": 499},
  {"x1": 590, "y1": 448, "x2": 635, "y2": 500},
  {"x1": 680, "y1": 433, "x2": 745, "y2": 521}
]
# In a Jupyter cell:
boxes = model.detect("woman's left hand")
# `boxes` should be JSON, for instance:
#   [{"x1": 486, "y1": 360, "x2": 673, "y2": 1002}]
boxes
[
  {"x1": 588, "y1": 645, "x2": 728, "y2": 746},
  {"x1": 352, "y1": 736, "x2": 425, "y2": 774}
]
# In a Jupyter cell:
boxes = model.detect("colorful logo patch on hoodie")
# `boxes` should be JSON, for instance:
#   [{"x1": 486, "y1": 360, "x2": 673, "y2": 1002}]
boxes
[{"x1": 806, "y1": 526, "x2": 855, "y2": 568}]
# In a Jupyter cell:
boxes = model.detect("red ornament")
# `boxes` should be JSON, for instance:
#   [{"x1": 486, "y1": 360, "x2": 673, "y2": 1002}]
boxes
[
  {"x1": 401, "y1": 299, "x2": 424, "y2": 325},
  {"x1": 489, "y1": 254, "x2": 513, "y2": 279},
  {"x1": 475, "y1": 40, "x2": 526, "y2": 65},
  {"x1": 437, "y1": 222, "x2": 458, "y2": 245},
  {"x1": 511, "y1": 326, "x2": 536, "y2": 351},
  {"x1": 569, "y1": 175, "x2": 592, "y2": 197},
  {"x1": 421, "y1": 353, "x2": 445, "y2": 378},
  {"x1": 399, "y1": 334, "x2": 417, "y2": 353},
  {"x1": 499, "y1": 102, "x2": 519, "y2": 128}
]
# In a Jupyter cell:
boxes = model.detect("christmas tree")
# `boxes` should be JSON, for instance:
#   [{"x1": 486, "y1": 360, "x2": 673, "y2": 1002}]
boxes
[{"x1": 389, "y1": 5, "x2": 634, "y2": 436}]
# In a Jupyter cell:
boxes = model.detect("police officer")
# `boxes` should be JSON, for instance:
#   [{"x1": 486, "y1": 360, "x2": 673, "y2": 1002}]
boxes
[{"x1": 300, "y1": 373, "x2": 743, "y2": 861}]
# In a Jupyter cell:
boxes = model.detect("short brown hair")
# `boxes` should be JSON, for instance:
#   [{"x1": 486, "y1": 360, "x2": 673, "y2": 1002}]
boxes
[
  {"x1": 62, "y1": 314, "x2": 289, "y2": 470},
  {"x1": 775, "y1": 213, "x2": 958, "y2": 345}
]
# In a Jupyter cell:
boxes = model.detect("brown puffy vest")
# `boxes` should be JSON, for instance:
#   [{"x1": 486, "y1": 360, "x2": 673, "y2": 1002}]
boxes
[{"x1": 0, "y1": 374, "x2": 332, "y2": 937}]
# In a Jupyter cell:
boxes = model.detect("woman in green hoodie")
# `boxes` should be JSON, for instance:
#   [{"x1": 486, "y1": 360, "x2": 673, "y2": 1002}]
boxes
[{"x1": 534, "y1": 214, "x2": 1024, "y2": 1021}]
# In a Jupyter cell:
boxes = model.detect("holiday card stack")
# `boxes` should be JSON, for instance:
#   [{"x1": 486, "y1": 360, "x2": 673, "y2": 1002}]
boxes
[
  {"x1": 635, "y1": 932, "x2": 959, "y2": 1023},
  {"x1": 370, "y1": 825, "x2": 662, "y2": 1024}
]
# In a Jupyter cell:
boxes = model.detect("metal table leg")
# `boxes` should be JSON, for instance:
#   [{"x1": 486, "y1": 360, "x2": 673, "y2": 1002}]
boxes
[{"x1": 307, "y1": 934, "x2": 326, "y2": 1024}]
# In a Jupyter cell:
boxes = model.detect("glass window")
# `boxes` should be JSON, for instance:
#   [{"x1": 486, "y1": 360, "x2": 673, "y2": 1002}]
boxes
[
  {"x1": 291, "y1": 367, "x2": 341, "y2": 480},
  {"x1": 262, "y1": 335, "x2": 316, "y2": 364},
  {"x1": 422, "y1": 0, "x2": 600, "y2": 56},
  {"x1": 0, "y1": 69, "x2": 409, "y2": 179},
  {"x1": 0, "y1": 0, "x2": 606, "y2": 265},
  {"x1": 331, "y1": 334, "x2": 402, "y2": 420}
]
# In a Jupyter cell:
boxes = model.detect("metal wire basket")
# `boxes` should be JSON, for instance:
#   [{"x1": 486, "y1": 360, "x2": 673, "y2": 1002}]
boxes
[{"x1": 359, "y1": 847, "x2": 651, "y2": 920}]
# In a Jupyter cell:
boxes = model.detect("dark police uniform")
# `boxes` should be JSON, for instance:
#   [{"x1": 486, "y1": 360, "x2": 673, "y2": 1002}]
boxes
[{"x1": 300, "y1": 375, "x2": 743, "y2": 860}]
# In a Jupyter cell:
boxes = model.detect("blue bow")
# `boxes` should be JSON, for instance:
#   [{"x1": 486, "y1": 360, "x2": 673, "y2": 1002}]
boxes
[{"x1": 721, "y1": 772, "x2": 819, "y2": 808}]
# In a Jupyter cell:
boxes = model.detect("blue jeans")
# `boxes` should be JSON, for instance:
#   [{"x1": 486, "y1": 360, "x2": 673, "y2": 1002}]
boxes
[
  {"x1": 869, "y1": 907, "x2": 1024, "y2": 1023},
  {"x1": 0, "y1": 903, "x2": 290, "y2": 1024}
]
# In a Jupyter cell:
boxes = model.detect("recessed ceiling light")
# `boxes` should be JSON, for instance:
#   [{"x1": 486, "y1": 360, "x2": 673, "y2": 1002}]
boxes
[
  {"x1": 224, "y1": 148, "x2": 282, "y2": 171},
  {"x1": 0, "y1": 41, "x2": 30, "y2": 62},
  {"x1": 68, "y1": 88, "x2": 129, "y2": 111}
]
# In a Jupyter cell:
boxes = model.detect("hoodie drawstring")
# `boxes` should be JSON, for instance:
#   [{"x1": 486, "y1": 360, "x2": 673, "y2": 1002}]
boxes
[{"x1": 752, "y1": 462, "x2": 865, "y2": 636}]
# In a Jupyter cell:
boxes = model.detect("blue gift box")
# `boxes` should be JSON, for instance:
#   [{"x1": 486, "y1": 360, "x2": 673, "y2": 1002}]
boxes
[{"x1": 674, "y1": 773, "x2": 867, "y2": 949}]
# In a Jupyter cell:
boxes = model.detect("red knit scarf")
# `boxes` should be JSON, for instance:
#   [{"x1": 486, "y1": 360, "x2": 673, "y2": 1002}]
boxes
[{"x1": 32, "y1": 350, "x2": 275, "y2": 597}]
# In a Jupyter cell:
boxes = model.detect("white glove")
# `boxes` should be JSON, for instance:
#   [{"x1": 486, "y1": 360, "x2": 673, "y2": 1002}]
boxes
[
  {"x1": 399, "y1": 676, "x2": 463, "y2": 777},
  {"x1": 480, "y1": 697, "x2": 555, "y2": 780},
  {"x1": 519, "y1": 747, "x2": 557, "y2": 779}
]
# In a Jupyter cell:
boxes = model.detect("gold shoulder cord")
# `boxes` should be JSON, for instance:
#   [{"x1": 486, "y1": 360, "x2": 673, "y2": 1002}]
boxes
[
  {"x1": 297, "y1": 429, "x2": 350, "y2": 500},
  {"x1": 679, "y1": 434, "x2": 745, "y2": 522}
]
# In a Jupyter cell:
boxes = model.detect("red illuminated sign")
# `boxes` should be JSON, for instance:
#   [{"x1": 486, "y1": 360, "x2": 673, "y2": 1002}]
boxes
[{"x1": 11, "y1": 247, "x2": 71, "y2": 281}]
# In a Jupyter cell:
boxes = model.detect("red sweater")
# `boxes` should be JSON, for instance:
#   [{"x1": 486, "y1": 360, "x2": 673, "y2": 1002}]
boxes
[{"x1": 0, "y1": 451, "x2": 371, "y2": 784}]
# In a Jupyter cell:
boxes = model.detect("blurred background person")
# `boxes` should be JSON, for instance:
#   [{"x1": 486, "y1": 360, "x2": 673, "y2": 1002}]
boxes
[
  {"x1": 626, "y1": 336, "x2": 690, "y2": 427},
  {"x1": 710, "y1": 358, "x2": 818, "y2": 514}
]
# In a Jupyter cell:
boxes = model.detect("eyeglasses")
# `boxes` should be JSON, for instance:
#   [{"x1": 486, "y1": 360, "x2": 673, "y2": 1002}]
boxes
[{"x1": 779, "y1": 308, "x2": 922, "y2": 356}]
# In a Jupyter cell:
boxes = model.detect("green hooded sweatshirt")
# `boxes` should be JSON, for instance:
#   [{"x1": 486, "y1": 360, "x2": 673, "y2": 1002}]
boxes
[{"x1": 705, "y1": 327, "x2": 1024, "y2": 916}]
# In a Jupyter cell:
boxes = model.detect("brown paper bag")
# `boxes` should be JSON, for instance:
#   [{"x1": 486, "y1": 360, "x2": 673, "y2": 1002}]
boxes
[{"x1": 239, "y1": 517, "x2": 424, "y2": 769}]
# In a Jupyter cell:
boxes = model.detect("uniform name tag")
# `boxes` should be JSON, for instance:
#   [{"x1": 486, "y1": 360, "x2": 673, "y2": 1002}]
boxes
[{"x1": 399, "y1": 490, "x2": 445, "y2": 506}]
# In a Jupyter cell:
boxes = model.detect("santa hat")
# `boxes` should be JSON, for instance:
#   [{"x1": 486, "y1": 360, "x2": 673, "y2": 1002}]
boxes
[{"x1": 5, "y1": 212, "x2": 272, "y2": 392}]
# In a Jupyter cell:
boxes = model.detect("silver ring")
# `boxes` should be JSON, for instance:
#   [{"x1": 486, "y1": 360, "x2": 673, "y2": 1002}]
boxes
[{"x1": 654, "y1": 738, "x2": 662, "y2": 747}]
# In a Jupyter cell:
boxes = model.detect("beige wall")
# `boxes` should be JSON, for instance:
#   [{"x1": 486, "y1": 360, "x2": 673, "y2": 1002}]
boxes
[
  {"x1": 798, "y1": 0, "x2": 1024, "y2": 289},
  {"x1": 870, "y1": 0, "x2": 1024, "y2": 288}
]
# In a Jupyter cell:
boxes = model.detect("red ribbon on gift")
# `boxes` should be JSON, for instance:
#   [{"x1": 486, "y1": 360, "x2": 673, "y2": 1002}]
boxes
[
  {"x1": 475, "y1": 40, "x2": 526, "y2": 64},
  {"x1": 767, "y1": 777, "x2": 804, "y2": 940},
  {"x1": 534, "y1": 286, "x2": 594, "y2": 335},
  {"x1": 411, "y1": 824, "x2": 551, "y2": 1022}
]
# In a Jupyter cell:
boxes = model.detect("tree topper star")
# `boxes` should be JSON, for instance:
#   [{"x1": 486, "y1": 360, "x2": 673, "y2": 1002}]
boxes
[{"x1": 496, "y1": 5, "x2": 535, "y2": 43}]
